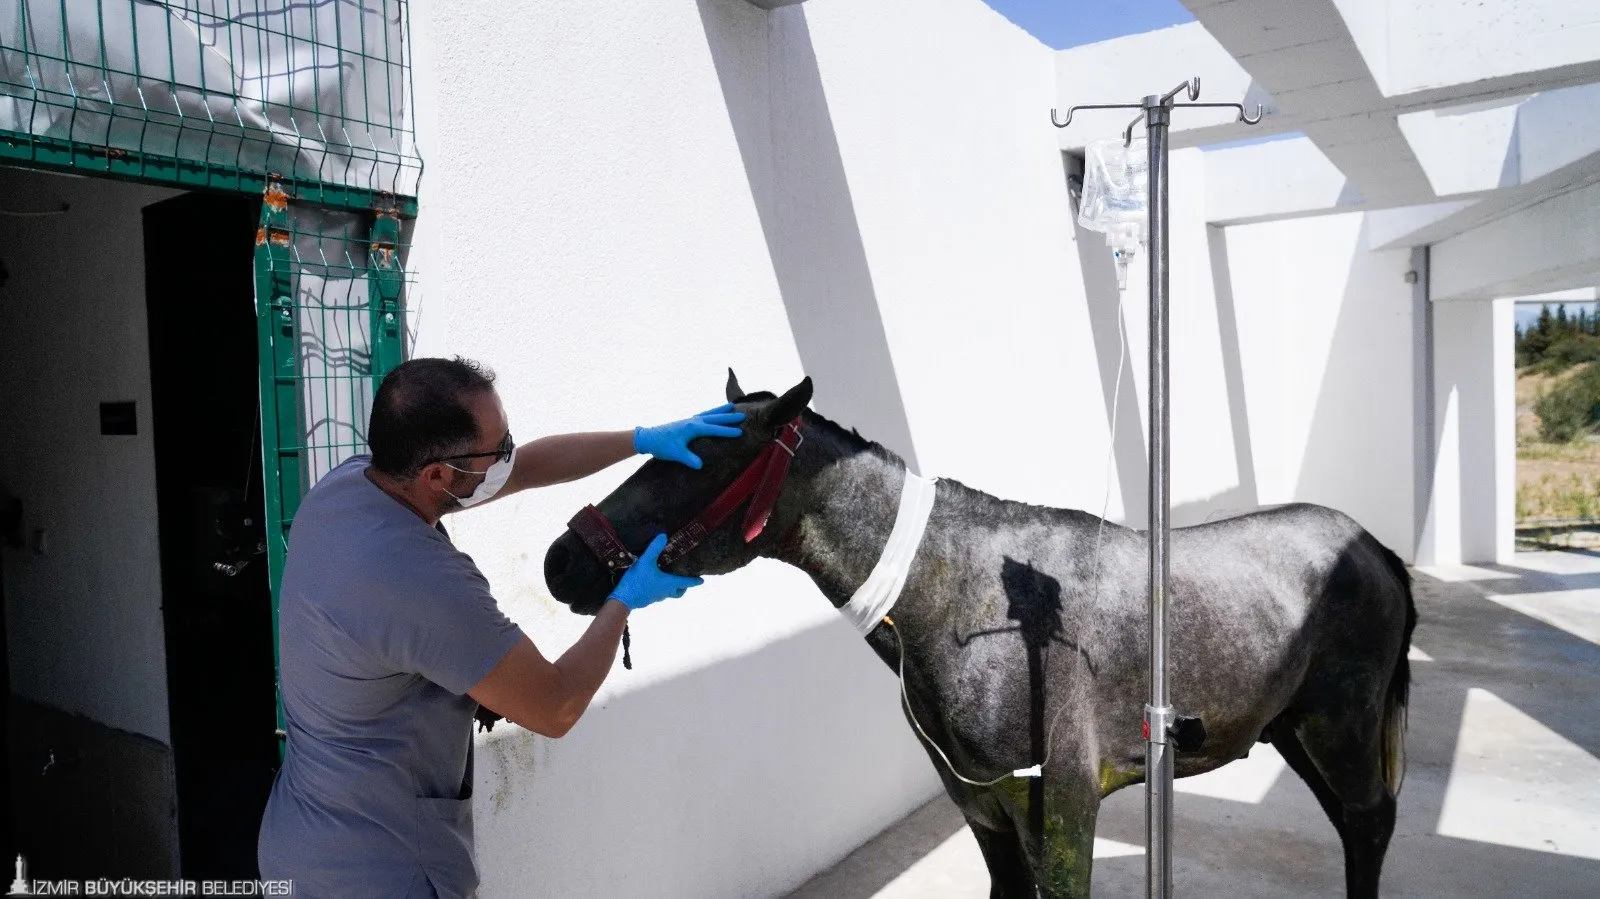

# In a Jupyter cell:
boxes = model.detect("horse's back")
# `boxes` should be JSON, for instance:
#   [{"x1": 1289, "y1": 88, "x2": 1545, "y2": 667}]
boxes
[
  {"x1": 1172, "y1": 502, "x2": 1408, "y2": 648},
  {"x1": 1142, "y1": 503, "x2": 1411, "y2": 767}
]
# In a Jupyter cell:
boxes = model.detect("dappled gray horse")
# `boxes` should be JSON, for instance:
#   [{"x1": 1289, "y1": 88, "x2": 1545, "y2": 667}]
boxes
[{"x1": 544, "y1": 373, "x2": 1416, "y2": 898}]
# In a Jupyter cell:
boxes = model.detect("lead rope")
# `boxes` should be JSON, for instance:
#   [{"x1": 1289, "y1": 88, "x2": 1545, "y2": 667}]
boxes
[
  {"x1": 885, "y1": 286, "x2": 1128, "y2": 787},
  {"x1": 615, "y1": 566, "x2": 633, "y2": 669}
]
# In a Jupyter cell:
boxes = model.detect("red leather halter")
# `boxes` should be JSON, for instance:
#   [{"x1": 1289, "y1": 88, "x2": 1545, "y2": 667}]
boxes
[{"x1": 568, "y1": 417, "x2": 805, "y2": 576}]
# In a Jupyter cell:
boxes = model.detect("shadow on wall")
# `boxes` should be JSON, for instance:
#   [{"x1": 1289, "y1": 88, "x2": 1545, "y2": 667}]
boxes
[
  {"x1": 1203, "y1": 225, "x2": 1261, "y2": 523},
  {"x1": 697, "y1": 0, "x2": 921, "y2": 473},
  {"x1": 1077, "y1": 217, "x2": 1148, "y2": 524},
  {"x1": 1077, "y1": 212, "x2": 1261, "y2": 530},
  {"x1": 1292, "y1": 219, "x2": 1414, "y2": 556},
  {"x1": 471, "y1": 614, "x2": 941, "y2": 899}
]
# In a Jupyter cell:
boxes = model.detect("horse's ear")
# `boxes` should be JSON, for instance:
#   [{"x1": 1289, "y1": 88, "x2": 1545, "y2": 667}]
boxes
[
  {"x1": 766, "y1": 376, "x2": 813, "y2": 423},
  {"x1": 725, "y1": 368, "x2": 745, "y2": 404}
]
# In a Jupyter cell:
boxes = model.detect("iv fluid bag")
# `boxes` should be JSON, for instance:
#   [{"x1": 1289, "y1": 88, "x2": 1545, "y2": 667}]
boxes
[{"x1": 1078, "y1": 137, "x2": 1148, "y2": 246}]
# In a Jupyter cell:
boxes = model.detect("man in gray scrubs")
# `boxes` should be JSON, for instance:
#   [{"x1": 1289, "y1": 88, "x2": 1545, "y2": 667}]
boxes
[{"x1": 257, "y1": 357, "x2": 744, "y2": 897}]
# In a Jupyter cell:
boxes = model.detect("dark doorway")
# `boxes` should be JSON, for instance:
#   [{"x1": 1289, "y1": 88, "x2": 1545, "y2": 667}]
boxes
[{"x1": 143, "y1": 192, "x2": 279, "y2": 878}]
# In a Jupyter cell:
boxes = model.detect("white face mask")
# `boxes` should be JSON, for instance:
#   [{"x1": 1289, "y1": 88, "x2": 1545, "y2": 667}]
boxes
[{"x1": 445, "y1": 454, "x2": 513, "y2": 508}]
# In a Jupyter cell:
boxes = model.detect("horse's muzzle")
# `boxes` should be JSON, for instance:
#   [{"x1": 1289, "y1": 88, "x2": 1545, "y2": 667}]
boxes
[{"x1": 543, "y1": 531, "x2": 611, "y2": 615}]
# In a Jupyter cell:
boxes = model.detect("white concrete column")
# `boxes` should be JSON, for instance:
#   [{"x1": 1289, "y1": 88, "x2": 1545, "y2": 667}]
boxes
[
  {"x1": 1493, "y1": 298, "x2": 1517, "y2": 563},
  {"x1": 1418, "y1": 298, "x2": 1515, "y2": 564}
]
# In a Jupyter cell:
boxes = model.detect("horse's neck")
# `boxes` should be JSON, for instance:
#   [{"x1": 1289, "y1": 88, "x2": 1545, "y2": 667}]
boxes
[
  {"x1": 769, "y1": 428, "x2": 948, "y2": 631},
  {"x1": 769, "y1": 435, "x2": 907, "y2": 611}
]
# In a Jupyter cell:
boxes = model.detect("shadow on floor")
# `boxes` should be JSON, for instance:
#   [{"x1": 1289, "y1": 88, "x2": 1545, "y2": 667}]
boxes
[{"x1": 787, "y1": 556, "x2": 1600, "y2": 898}]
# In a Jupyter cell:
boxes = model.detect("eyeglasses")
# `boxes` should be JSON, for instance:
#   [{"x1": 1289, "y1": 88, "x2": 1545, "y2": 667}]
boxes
[{"x1": 430, "y1": 431, "x2": 514, "y2": 467}]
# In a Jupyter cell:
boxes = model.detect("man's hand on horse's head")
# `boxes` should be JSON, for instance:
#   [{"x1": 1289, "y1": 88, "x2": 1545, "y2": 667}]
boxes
[
  {"x1": 607, "y1": 533, "x2": 704, "y2": 611},
  {"x1": 634, "y1": 403, "x2": 746, "y2": 469}
]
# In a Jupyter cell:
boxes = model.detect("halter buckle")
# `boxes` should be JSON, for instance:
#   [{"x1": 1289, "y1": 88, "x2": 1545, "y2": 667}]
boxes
[{"x1": 775, "y1": 421, "x2": 805, "y2": 457}]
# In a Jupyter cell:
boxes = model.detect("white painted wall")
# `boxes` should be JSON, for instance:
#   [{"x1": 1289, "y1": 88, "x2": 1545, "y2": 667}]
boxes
[
  {"x1": 1218, "y1": 210, "x2": 1417, "y2": 555},
  {"x1": 0, "y1": 168, "x2": 177, "y2": 743},
  {"x1": 405, "y1": 0, "x2": 1423, "y2": 895},
  {"x1": 408, "y1": 1, "x2": 966, "y2": 895}
]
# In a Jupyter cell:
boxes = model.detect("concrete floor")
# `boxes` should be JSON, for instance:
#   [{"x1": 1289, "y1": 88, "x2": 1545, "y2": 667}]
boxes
[{"x1": 787, "y1": 552, "x2": 1600, "y2": 898}]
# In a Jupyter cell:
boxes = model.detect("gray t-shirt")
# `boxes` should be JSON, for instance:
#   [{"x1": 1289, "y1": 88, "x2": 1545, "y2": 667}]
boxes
[{"x1": 258, "y1": 455, "x2": 524, "y2": 898}]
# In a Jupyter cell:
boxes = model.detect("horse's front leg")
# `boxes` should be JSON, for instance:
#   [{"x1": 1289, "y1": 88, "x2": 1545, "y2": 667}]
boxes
[
  {"x1": 998, "y1": 769, "x2": 1101, "y2": 898},
  {"x1": 1037, "y1": 780, "x2": 1100, "y2": 898}
]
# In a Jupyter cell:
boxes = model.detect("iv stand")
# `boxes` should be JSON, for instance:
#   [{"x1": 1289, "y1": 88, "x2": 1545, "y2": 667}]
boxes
[{"x1": 1051, "y1": 78, "x2": 1261, "y2": 899}]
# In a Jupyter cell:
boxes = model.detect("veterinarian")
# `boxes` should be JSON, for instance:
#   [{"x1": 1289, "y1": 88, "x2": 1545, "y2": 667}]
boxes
[{"x1": 256, "y1": 356, "x2": 745, "y2": 898}]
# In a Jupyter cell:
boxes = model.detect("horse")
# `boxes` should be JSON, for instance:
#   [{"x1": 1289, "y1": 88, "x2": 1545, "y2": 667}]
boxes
[{"x1": 543, "y1": 372, "x2": 1416, "y2": 898}]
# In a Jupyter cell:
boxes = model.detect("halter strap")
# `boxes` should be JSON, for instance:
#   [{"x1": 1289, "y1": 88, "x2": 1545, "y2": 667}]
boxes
[{"x1": 567, "y1": 504, "x2": 636, "y2": 574}]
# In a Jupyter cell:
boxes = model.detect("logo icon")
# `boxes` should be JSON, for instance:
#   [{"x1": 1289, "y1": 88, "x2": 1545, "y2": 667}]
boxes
[{"x1": 6, "y1": 853, "x2": 30, "y2": 896}]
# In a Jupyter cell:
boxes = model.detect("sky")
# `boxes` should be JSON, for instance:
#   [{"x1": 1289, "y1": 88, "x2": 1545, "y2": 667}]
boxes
[
  {"x1": 981, "y1": 0, "x2": 1298, "y2": 150},
  {"x1": 1516, "y1": 302, "x2": 1598, "y2": 332},
  {"x1": 979, "y1": 0, "x2": 1196, "y2": 50}
]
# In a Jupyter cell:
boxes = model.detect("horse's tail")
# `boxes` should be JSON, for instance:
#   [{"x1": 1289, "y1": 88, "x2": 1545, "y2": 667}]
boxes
[{"x1": 1374, "y1": 539, "x2": 1417, "y2": 797}]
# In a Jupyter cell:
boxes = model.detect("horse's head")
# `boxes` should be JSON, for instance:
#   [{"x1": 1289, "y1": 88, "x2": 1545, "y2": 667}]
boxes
[{"x1": 544, "y1": 370, "x2": 815, "y2": 614}]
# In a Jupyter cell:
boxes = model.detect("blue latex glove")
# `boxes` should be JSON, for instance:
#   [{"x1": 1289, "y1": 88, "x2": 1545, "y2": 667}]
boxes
[
  {"x1": 609, "y1": 534, "x2": 704, "y2": 611},
  {"x1": 633, "y1": 403, "x2": 746, "y2": 469}
]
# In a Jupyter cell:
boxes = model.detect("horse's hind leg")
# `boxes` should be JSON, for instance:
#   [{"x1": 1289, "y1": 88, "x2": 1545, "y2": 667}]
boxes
[
  {"x1": 1289, "y1": 713, "x2": 1397, "y2": 899},
  {"x1": 1271, "y1": 727, "x2": 1347, "y2": 844}
]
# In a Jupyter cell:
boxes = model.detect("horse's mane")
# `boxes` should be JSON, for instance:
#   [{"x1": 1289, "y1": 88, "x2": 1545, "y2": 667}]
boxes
[
  {"x1": 746, "y1": 392, "x2": 1103, "y2": 528},
  {"x1": 736, "y1": 390, "x2": 898, "y2": 464},
  {"x1": 801, "y1": 406, "x2": 901, "y2": 465}
]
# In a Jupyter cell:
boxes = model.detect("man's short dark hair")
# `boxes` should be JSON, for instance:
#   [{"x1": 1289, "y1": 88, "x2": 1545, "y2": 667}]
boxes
[{"x1": 368, "y1": 357, "x2": 497, "y2": 479}]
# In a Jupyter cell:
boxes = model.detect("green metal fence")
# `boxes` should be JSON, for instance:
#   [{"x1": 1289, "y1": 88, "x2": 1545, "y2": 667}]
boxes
[
  {"x1": 255, "y1": 179, "x2": 411, "y2": 741},
  {"x1": 2, "y1": 0, "x2": 422, "y2": 212},
  {"x1": 4, "y1": 1, "x2": 420, "y2": 753}
]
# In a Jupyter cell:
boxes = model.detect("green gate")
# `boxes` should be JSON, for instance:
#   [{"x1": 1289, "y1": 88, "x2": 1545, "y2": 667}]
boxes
[
  {"x1": 2, "y1": 0, "x2": 422, "y2": 754},
  {"x1": 253, "y1": 183, "x2": 412, "y2": 744}
]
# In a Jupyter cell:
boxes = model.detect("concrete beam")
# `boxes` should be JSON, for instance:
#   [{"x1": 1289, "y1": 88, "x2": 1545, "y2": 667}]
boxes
[
  {"x1": 1091, "y1": 2, "x2": 1600, "y2": 230},
  {"x1": 1432, "y1": 179, "x2": 1600, "y2": 301},
  {"x1": 1398, "y1": 83, "x2": 1600, "y2": 199},
  {"x1": 1363, "y1": 147, "x2": 1600, "y2": 250},
  {"x1": 1195, "y1": 80, "x2": 1600, "y2": 230},
  {"x1": 1183, "y1": 0, "x2": 1600, "y2": 213},
  {"x1": 1183, "y1": 0, "x2": 1435, "y2": 205},
  {"x1": 1205, "y1": 137, "x2": 1363, "y2": 224},
  {"x1": 1505, "y1": 287, "x2": 1599, "y2": 303},
  {"x1": 1366, "y1": 201, "x2": 1481, "y2": 251},
  {"x1": 1302, "y1": 116, "x2": 1435, "y2": 205}
]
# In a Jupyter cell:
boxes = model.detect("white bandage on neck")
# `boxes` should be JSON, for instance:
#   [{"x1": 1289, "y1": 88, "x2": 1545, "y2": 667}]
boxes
[{"x1": 840, "y1": 470, "x2": 938, "y2": 635}]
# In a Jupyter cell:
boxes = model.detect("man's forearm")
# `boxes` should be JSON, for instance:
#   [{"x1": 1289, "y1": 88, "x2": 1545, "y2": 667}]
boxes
[
  {"x1": 552, "y1": 600, "x2": 629, "y2": 726},
  {"x1": 509, "y1": 430, "x2": 635, "y2": 492}
]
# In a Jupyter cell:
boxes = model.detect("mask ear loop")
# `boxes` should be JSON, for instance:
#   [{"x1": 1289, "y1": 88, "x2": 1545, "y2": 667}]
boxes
[{"x1": 442, "y1": 453, "x2": 513, "y2": 507}]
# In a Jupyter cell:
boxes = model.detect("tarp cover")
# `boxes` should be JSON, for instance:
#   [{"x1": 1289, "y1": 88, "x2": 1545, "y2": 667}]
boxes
[{"x1": 1, "y1": 0, "x2": 417, "y2": 193}]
